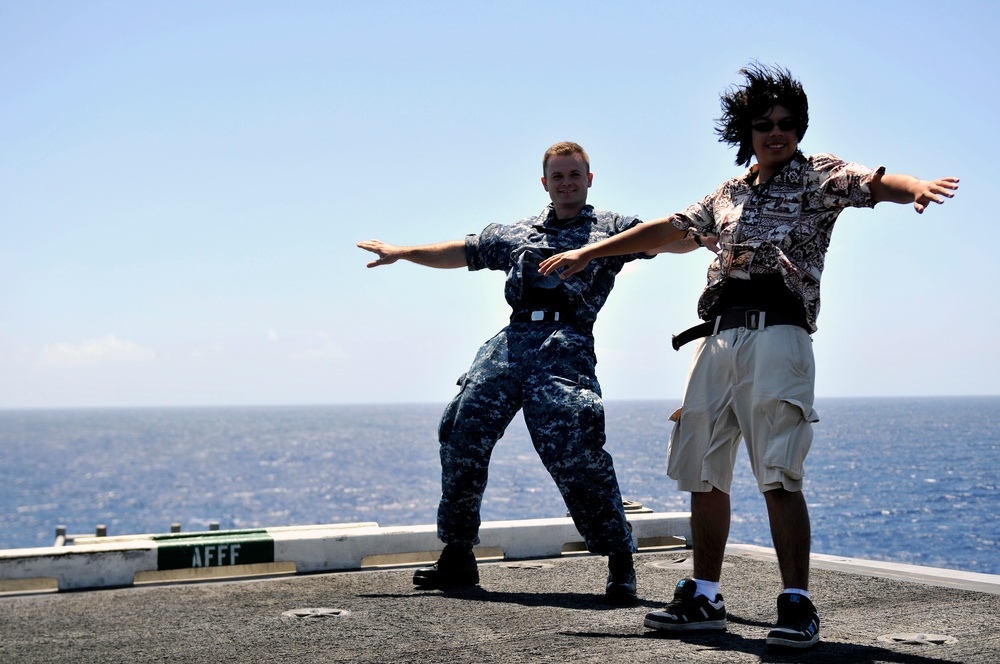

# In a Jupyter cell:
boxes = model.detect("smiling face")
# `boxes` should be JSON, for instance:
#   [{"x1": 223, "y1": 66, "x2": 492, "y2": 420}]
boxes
[
  {"x1": 541, "y1": 152, "x2": 593, "y2": 219},
  {"x1": 751, "y1": 104, "x2": 800, "y2": 182}
]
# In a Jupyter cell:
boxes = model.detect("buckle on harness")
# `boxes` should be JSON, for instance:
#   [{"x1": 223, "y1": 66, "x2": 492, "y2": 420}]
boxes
[{"x1": 745, "y1": 309, "x2": 764, "y2": 330}]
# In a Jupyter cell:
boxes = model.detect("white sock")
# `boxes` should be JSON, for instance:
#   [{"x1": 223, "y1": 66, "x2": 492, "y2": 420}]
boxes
[
  {"x1": 693, "y1": 578, "x2": 720, "y2": 600},
  {"x1": 784, "y1": 587, "x2": 811, "y2": 599}
]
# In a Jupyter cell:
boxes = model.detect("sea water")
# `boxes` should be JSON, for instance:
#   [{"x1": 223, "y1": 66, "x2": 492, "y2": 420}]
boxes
[{"x1": 1, "y1": 397, "x2": 997, "y2": 574}]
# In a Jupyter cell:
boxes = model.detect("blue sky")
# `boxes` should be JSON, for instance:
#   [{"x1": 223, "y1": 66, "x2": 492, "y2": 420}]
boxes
[{"x1": 2, "y1": 0, "x2": 997, "y2": 409}]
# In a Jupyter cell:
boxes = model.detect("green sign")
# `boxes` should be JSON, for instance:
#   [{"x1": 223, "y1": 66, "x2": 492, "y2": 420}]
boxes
[{"x1": 154, "y1": 530, "x2": 275, "y2": 570}]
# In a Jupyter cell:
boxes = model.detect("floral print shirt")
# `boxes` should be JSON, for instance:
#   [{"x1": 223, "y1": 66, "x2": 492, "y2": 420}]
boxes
[{"x1": 671, "y1": 151, "x2": 884, "y2": 332}]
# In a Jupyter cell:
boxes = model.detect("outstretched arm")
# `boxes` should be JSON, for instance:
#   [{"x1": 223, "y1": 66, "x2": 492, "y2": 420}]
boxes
[
  {"x1": 871, "y1": 173, "x2": 959, "y2": 213},
  {"x1": 538, "y1": 217, "x2": 687, "y2": 279},
  {"x1": 653, "y1": 235, "x2": 702, "y2": 255},
  {"x1": 655, "y1": 231, "x2": 721, "y2": 256},
  {"x1": 356, "y1": 239, "x2": 468, "y2": 269}
]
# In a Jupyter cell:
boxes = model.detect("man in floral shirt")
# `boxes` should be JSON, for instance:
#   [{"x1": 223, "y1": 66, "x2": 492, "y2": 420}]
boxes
[
  {"x1": 358, "y1": 142, "x2": 694, "y2": 604},
  {"x1": 539, "y1": 64, "x2": 958, "y2": 648}
]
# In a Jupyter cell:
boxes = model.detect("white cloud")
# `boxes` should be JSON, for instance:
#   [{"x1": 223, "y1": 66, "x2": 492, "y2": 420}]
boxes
[{"x1": 42, "y1": 335, "x2": 155, "y2": 367}]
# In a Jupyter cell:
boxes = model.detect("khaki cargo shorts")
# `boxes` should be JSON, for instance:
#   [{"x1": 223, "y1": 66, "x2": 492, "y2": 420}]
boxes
[{"x1": 667, "y1": 324, "x2": 819, "y2": 493}]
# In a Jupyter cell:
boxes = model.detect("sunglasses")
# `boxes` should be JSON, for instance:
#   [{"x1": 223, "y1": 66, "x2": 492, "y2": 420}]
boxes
[{"x1": 751, "y1": 118, "x2": 799, "y2": 132}]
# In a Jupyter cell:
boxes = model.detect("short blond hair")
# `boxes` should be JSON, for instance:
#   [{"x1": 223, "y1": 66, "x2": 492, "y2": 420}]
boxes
[{"x1": 542, "y1": 141, "x2": 590, "y2": 176}]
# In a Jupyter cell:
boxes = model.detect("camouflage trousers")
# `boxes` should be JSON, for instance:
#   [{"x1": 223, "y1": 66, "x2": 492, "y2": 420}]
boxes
[{"x1": 436, "y1": 323, "x2": 635, "y2": 556}]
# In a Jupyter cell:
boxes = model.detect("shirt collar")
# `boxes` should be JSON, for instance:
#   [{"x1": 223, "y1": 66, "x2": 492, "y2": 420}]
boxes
[
  {"x1": 745, "y1": 150, "x2": 807, "y2": 187},
  {"x1": 540, "y1": 203, "x2": 595, "y2": 227}
]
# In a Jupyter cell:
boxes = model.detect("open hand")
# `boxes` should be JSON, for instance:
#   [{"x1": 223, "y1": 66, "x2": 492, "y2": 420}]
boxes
[
  {"x1": 538, "y1": 249, "x2": 591, "y2": 279},
  {"x1": 913, "y1": 177, "x2": 959, "y2": 214},
  {"x1": 356, "y1": 239, "x2": 400, "y2": 268}
]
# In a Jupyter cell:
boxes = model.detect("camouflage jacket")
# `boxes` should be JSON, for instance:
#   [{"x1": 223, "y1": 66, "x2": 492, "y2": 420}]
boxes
[{"x1": 466, "y1": 204, "x2": 649, "y2": 330}]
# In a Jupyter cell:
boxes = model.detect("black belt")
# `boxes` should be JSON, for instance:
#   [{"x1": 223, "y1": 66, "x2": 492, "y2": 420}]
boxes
[
  {"x1": 510, "y1": 310, "x2": 573, "y2": 324},
  {"x1": 671, "y1": 309, "x2": 809, "y2": 351}
]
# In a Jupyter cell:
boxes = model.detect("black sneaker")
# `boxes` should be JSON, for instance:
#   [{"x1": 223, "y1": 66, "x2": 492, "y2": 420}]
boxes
[
  {"x1": 413, "y1": 544, "x2": 479, "y2": 589},
  {"x1": 766, "y1": 592, "x2": 820, "y2": 648},
  {"x1": 644, "y1": 578, "x2": 726, "y2": 631},
  {"x1": 605, "y1": 552, "x2": 638, "y2": 605}
]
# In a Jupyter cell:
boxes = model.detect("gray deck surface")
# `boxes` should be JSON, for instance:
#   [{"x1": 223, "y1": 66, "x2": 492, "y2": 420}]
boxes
[{"x1": 2, "y1": 547, "x2": 997, "y2": 663}]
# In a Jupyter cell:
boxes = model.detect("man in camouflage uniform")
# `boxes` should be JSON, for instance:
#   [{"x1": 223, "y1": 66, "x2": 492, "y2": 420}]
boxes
[
  {"x1": 357, "y1": 141, "x2": 694, "y2": 603},
  {"x1": 539, "y1": 65, "x2": 959, "y2": 647}
]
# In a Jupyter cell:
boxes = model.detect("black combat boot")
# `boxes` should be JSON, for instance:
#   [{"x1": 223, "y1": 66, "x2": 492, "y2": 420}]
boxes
[
  {"x1": 605, "y1": 551, "x2": 638, "y2": 605},
  {"x1": 413, "y1": 544, "x2": 479, "y2": 589}
]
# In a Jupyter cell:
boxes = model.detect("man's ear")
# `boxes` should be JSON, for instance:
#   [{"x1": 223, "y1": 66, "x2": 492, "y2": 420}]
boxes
[
  {"x1": 541, "y1": 176, "x2": 549, "y2": 192},
  {"x1": 587, "y1": 172, "x2": 594, "y2": 188}
]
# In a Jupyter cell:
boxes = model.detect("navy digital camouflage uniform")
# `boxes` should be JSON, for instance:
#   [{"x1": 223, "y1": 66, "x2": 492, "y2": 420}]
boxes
[{"x1": 436, "y1": 203, "x2": 648, "y2": 556}]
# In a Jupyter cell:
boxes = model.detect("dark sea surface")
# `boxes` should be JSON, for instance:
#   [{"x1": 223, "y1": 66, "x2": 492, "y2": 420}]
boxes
[{"x1": 1, "y1": 397, "x2": 997, "y2": 575}]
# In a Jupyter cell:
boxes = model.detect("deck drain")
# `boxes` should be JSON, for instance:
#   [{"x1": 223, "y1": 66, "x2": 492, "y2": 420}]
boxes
[
  {"x1": 282, "y1": 608, "x2": 350, "y2": 619},
  {"x1": 878, "y1": 633, "x2": 957, "y2": 646}
]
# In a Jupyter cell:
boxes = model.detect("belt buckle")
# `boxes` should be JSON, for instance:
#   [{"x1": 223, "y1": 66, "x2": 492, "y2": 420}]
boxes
[
  {"x1": 531, "y1": 311, "x2": 544, "y2": 322},
  {"x1": 530, "y1": 311, "x2": 559, "y2": 322},
  {"x1": 745, "y1": 309, "x2": 763, "y2": 330}
]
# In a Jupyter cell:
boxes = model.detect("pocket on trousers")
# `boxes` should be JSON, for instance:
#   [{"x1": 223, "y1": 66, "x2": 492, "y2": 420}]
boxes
[
  {"x1": 437, "y1": 372, "x2": 468, "y2": 443},
  {"x1": 761, "y1": 398, "x2": 819, "y2": 481}
]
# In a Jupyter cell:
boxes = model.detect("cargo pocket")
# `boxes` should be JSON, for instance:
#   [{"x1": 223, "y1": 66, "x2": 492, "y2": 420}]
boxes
[
  {"x1": 573, "y1": 376, "x2": 606, "y2": 450},
  {"x1": 437, "y1": 372, "x2": 468, "y2": 443},
  {"x1": 761, "y1": 398, "x2": 819, "y2": 481}
]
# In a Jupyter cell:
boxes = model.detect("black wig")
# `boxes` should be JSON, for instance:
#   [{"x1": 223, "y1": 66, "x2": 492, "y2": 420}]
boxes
[{"x1": 715, "y1": 62, "x2": 809, "y2": 167}]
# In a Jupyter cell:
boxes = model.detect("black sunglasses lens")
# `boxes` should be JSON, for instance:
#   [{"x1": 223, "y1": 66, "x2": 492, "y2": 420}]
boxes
[{"x1": 752, "y1": 119, "x2": 798, "y2": 132}]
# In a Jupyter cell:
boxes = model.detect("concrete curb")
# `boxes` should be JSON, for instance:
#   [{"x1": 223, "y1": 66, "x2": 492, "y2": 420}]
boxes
[{"x1": 0, "y1": 512, "x2": 692, "y2": 593}]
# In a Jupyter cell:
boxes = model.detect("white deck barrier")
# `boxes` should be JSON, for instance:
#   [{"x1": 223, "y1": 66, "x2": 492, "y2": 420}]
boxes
[{"x1": 0, "y1": 512, "x2": 691, "y2": 593}]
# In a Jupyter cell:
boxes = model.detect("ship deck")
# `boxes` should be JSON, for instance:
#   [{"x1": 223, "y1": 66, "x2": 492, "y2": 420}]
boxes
[{"x1": 2, "y1": 538, "x2": 998, "y2": 663}]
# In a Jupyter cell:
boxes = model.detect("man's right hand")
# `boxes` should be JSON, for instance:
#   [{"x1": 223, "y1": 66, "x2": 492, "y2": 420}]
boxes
[{"x1": 357, "y1": 239, "x2": 400, "y2": 268}]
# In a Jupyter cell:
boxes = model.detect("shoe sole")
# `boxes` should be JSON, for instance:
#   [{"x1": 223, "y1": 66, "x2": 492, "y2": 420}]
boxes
[
  {"x1": 605, "y1": 589, "x2": 638, "y2": 606},
  {"x1": 412, "y1": 573, "x2": 479, "y2": 590},
  {"x1": 765, "y1": 633, "x2": 820, "y2": 648},
  {"x1": 413, "y1": 581, "x2": 479, "y2": 589},
  {"x1": 413, "y1": 578, "x2": 479, "y2": 589},
  {"x1": 644, "y1": 616, "x2": 727, "y2": 632}
]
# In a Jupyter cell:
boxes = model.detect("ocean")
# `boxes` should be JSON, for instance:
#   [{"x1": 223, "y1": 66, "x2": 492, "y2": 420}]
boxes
[{"x1": 1, "y1": 397, "x2": 997, "y2": 575}]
